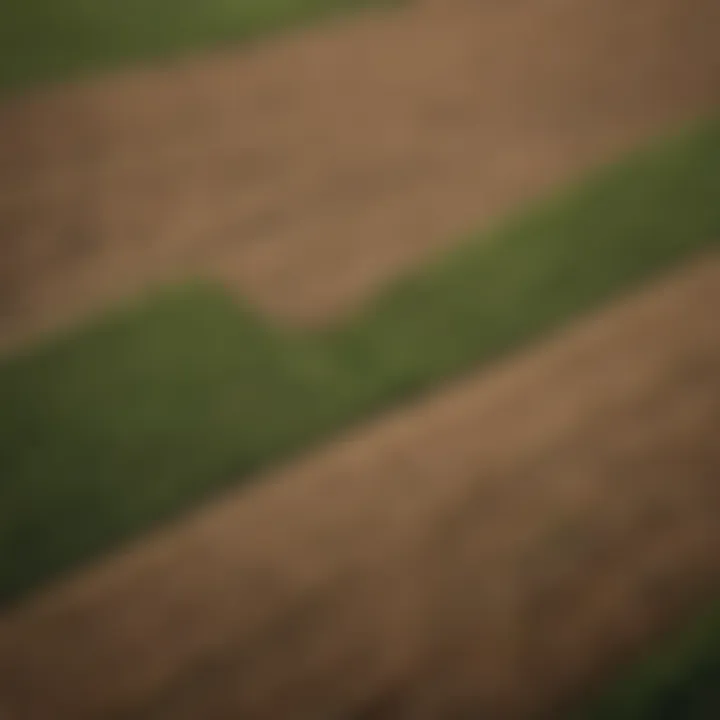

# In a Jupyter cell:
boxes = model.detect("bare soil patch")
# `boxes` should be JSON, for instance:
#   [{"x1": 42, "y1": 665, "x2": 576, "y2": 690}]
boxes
[
  {"x1": 1, "y1": 0, "x2": 719, "y2": 353},
  {"x1": 0, "y1": 252, "x2": 718, "y2": 719}
]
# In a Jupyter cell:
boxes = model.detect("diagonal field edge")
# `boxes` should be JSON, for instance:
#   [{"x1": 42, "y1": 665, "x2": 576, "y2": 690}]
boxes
[
  {"x1": 1, "y1": 241, "x2": 719, "y2": 720},
  {"x1": 0, "y1": 0, "x2": 403, "y2": 96},
  {"x1": 0, "y1": 117, "x2": 719, "y2": 606},
  {"x1": 576, "y1": 600, "x2": 720, "y2": 719}
]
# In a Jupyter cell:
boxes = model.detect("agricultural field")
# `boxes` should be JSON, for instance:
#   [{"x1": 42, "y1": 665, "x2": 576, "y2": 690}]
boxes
[
  {"x1": 2, "y1": 117, "x2": 720, "y2": 606},
  {"x1": 0, "y1": 0, "x2": 719, "y2": 718}
]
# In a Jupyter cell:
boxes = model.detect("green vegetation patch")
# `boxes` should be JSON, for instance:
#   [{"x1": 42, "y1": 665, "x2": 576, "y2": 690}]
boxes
[
  {"x1": 576, "y1": 599, "x2": 720, "y2": 719},
  {"x1": 0, "y1": 0, "x2": 399, "y2": 93},
  {"x1": 1, "y1": 118, "x2": 719, "y2": 605}
]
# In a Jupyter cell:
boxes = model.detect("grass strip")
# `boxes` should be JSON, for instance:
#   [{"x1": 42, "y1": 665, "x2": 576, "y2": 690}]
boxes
[
  {"x1": 0, "y1": 118, "x2": 719, "y2": 605},
  {"x1": 0, "y1": 0, "x2": 399, "y2": 94}
]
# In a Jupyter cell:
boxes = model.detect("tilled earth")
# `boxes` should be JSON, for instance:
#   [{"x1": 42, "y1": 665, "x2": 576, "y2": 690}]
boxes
[
  {"x1": 1, "y1": 0, "x2": 719, "y2": 353},
  {"x1": 0, "y1": 252, "x2": 719, "y2": 719},
  {"x1": 1, "y1": 1, "x2": 720, "y2": 718}
]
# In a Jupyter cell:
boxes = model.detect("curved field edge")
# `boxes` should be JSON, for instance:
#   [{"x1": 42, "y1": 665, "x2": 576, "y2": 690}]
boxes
[
  {"x1": 574, "y1": 599, "x2": 720, "y2": 720},
  {"x1": 0, "y1": 0, "x2": 401, "y2": 95},
  {"x1": 1, "y1": 117, "x2": 719, "y2": 606}
]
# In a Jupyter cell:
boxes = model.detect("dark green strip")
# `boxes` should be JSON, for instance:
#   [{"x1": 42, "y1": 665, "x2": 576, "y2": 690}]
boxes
[
  {"x1": 0, "y1": 118, "x2": 718, "y2": 606},
  {"x1": 0, "y1": 0, "x2": 401, "y2": 94}
]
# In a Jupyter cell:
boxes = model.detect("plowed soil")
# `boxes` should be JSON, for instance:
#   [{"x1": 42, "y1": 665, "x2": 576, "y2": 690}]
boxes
[
  {"x1": 2, "y1": 2, "x2": 720, "y2": 717},
  {"x1": 1, "y1": 252, "x2": 719, "y2": 720},
  {"x1": 1, "y1": 0, "x2": 720, "y2": 354}
]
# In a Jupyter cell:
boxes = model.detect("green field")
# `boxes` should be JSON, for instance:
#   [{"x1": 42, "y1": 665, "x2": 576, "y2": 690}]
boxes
[
  {"x1": 1, "y1": 117, "x2": 719, "y2": 608},
  {"x1": 0, "y1": 0, "x2": 397, "y2": 93},
  {"x1": 577, "y1": 601, "x2": 720, "y2": 719}
]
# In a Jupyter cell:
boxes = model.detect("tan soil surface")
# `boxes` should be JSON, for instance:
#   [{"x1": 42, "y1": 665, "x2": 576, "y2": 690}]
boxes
[
  {"x1": 0, "y1": 251, "x2": 719, "y2": 720},
  {"x1": 1, "y1": 0, "x2": 720, "y2": 354}
]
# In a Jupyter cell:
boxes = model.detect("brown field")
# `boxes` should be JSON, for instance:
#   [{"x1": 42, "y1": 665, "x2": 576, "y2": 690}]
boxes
[
  {"x1": 1, "y1": 253, "x2": 719, "y2": 719},
  {"x1": 1, "y1": 0, "x2": 719, "y2": 354},
  {"x1": 2, "y1": 1, "x2": 720, "y2": 717}
]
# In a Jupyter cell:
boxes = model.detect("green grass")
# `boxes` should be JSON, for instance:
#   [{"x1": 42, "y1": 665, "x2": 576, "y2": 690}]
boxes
[
  {"x1": 1, "y1": 118, "x2": 719, "y2": 606},
  {"x1": 0, "y1": 0, "x2": 398, "y2": 94},
  {"x1": 575, "y1": 599, "x2": 720, "y2": 719}
]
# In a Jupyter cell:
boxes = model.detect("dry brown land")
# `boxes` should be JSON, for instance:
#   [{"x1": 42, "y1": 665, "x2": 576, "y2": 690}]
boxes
[
  {"x1": 1, "y1": 0, "x2": 719, "y2": 353},
  {"x1": 0, "y1": 252, "x2": 719, "y2": 720},
  {"x1": 2, "y1": 2, "x2": 720, "y2": 717}
]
